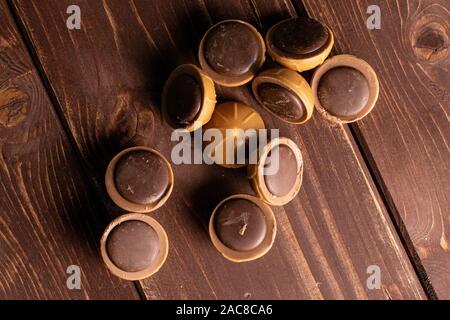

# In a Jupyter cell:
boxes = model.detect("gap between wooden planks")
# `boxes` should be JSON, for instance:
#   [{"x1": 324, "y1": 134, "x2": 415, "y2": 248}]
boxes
[{"x1": 9, "y1": 0, "x2": 429, "y2": 299}]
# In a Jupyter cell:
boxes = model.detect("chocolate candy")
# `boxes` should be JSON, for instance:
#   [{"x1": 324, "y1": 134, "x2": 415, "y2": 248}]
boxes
[
  {"x1": 106, "y1": 220, "x2": 159, "y2": 272},
  {"x1": 266, "y1": 17, "x2": 334, "y2": 72},
  {"x1": 248, "y1": 137, "x2": 303, "y2": 206},
  {"x1": 105, "y1": 147, "x2": 174, "y2": 213},
  {"x1": 311, "y1": 54, "x2": 379, "y2": 123},
  {"x1": 199, "y1": 20, "x2": 266, "y2": 87},
  {"x1": 165, "y1": 75, "x2": 201, "y2": 124},
  {"x1": 209, "y1": 194, "x2": 276, "y2": 262},
  {"x1": 203, "y1": 102, "x2": 265, "y2": 168},
  {"x1": 272, "y1": 18, "x2": 329, "y2": 57},
  {"x1": 318, "y1": 67, "x2": 369, "y2": 118},
  {"x1": 162, "y1": 64, "x2": 216, "y2": 131},
  {"x1": 258, "y1": 84, "x2": 305, "y2": 120},
  {"x1": 214, "y1": 198, "x2": 267, "y2": 251},
  {"x1": 205, "y1": 23, "x2": 258, "y2": 76},
  {"x1": 114, "y1": 150, "x2": 170, "y2": 205},
  {"x1": 263, "y1": 145, "x2": 299, "y2": 197},
  {"x1": 252, "y1": 68, "x2": 314, "y2": 124},
  {"x1": 101, "y1": 214, "x2": 169, "y2": 280}
]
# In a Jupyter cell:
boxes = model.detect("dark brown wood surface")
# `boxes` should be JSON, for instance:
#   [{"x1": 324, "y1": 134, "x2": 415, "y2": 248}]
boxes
[
  {"x1": 6, "y1": 0, "x2": 430, "y2": 299},
  {"x1": 301, "y1": 0, "x2": 449, "y2": 299},
  {"x1": 0, "y1": 0, "x2": 139, "y2": 299}
]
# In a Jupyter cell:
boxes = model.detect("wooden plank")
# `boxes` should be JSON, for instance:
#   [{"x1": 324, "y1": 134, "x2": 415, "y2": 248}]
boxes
[
  {"x1": 0, "y1": 0, "x2": 140, "y2": 299},
  {"x1": 300, "y1": 0, "x2": 449, "y2": 299},
  {"x1": 11, "y1": 0, "x2": 426, "y2": 299}
]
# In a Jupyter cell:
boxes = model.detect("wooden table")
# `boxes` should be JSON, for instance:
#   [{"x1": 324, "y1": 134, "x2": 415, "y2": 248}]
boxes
[{"x1": 0, "y1": 0, "x2": 448, "y2": 299}]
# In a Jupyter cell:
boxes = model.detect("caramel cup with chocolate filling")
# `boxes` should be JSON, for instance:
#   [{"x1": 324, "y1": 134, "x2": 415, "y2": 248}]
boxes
[
  {"x1": 209, "y1": 194, "x2": 276, "y2": 263},
  {"x1": 100, "y1": 213, "x2": 169, "y2": 280},
  {"x1": 105, "y1": 147, "x2": 174, "y2": 213},
  {"x1": 162, "y1": 64, "x2": 216, "y2": 132},
  {"x1": 252, "y1": 68, "x2": 315, "y2": 124},
  {"x1": 203, "y1": 102, "x2": 265, "y2": 169},
  {"x1": 311, "y1": 54, "x2": 379, "y2": 123},
  {"x1": 248, "y1": 137, "x2": 303, "y2": 206},
  {"x1": 199, "y1": 20, "x2": 266, "y2": 87},
  {"x1": 266, "y1": 17, "x2": 334, "y2": 72}
]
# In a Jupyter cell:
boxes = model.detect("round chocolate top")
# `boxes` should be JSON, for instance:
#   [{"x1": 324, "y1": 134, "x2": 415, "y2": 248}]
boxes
[
  {"x1": 214, "y1": 199, "x2": 267, "y2": 251},
  {"x1": 106, "y1": 220, "x2": 159, "y2": 272},
  {"x1": 204, "y1": 21, "x2": 260, "y2": 76},
  {"x1": 257, "y1": 83, "x2": 306, "y2": 122},
  {"x1": 165, "y1": 74, "x2": 202, "y2": 127},
  {"x1": 271, "y1": 17, "x2": 329, "y2": 57},
  {"x1": 264, "y1": 145, "x2": 298, "y2": 197},
  {"x1": 114, "y1": 150, "x2": 170, "y2": 205},
  {"x1": 317, "y1": 66, "x2": 370, "y2": 118}
]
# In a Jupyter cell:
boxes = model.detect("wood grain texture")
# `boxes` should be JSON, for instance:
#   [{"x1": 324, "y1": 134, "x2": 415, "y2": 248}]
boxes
[
  {"x1": 11, "y1": 0, "x2": 426, "y2": 299},
  {"x1": 301, "y1": 0, "x2": 449, "y2": 299},
  {"x1": 0, "y1": 0, "x2": 139, "y2": 299}
]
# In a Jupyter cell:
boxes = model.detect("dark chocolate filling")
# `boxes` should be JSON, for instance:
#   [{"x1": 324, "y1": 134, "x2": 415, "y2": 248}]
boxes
[
  {"x1": 114, "y1": 150, "x2": 170, "y2": 205},
  {"x1": 264, "y1": 145, "x2": 298, "y2": 197},
  {"x1": 257, "y1": 83, "x2": 306, "y2": 122},
  {"x1": 317, "y1": 66, "x2": 370, "y2": 118},
  {"x1": 204, "y1": 21, "x2": 260, "y2": 76},
  {"x1": 271, "y1": 17, "x2": 329, "y2": 58},
  {"x1": 106, "y1": 220, "x2": 159, "y2": 272},
  {"x1": 214, "y1": 199, "x2": 267, "y2": 251},
  {"x1": 165, "y1": 73, "x2": 202, "y2": 127}
]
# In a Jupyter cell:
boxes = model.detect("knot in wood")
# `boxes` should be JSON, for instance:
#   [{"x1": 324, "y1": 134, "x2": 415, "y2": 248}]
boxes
[
  {"x1": 414, "y1": 27, "x2": 448, "y2": 63},
  {"x1": 0, "y1": 87, "x2": 29, "y2": 128}
]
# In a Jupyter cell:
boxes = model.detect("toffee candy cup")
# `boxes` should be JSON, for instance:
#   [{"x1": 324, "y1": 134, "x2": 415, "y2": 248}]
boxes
[
  {"x1": 199, "y1": 20, "x2": 266, "y2": 87},
  {"x1": 162, "y1": 64, "x2": 216, "y2": 132},
  {"x1": 209, "y1": 194, "x2": 276, "y2": 263},
  {"x1": 248, "y1": 137, "x2": 303, "y2": 206},
  {"x1": 203, "y1": 102, "x2": 265, "y2": 169},
  {"x1": 252, "y1": 68, "x2": 315, "y2": 124},
  {"x1": 105, "y1": 147, "x2": 174, "y2": 213},
  {"x1": 266, "y1": 17, "x2": 334, "y2": 72},
  {"x1": 100, "y1": 213, "x2": 169, "y2": 280},
  {"x1": 311, "y1": 54, "x2": 379, "y2": 123}
]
